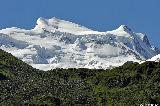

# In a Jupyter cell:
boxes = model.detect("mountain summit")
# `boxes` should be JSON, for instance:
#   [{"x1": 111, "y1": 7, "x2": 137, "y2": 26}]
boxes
[
  {"x1": 34, "y1": 17, "x2": 92, "y2": 34},
  {"x1": 0, "y1": 17, "x2": 158, "y2": 70}
]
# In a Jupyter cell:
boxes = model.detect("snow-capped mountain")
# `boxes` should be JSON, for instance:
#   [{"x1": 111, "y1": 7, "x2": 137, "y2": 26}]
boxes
[{"x1": 0, "y1": 17, "x2": 158, "y2": 70}]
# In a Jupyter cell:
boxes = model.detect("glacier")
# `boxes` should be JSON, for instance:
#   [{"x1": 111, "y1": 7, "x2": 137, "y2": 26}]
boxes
[{"x1": 0, "y1": 17, "x2": 159, "y2": 71}]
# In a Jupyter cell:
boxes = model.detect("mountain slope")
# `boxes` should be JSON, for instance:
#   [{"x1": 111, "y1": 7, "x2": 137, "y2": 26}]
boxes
[
  {"x1": 0, "y1": 48, "x2": 160, "y2": 105},
  {"x1": 0, "y1": 17, "x2": 158, "y2": 70},
  {"x1": 147, "y1": 54, "x2": 160, "y2": 62}
]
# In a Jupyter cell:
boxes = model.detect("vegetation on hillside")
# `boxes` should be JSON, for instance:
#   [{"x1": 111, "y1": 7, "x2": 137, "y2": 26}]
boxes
[{"x1": 0, "y1": 49, "x2": 160, "y2": 106}]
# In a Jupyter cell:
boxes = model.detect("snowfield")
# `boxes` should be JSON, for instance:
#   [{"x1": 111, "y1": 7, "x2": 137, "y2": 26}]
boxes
[
  {"x1": 147, "y1": 54, "x2": 160, "y2": 62},
  {"x1": 0, "y1": 17, "x2": 159, "y2": 71}
]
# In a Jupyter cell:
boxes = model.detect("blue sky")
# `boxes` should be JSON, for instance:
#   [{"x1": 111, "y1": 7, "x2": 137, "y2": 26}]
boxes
[{"x1": 0, "y1": 0, "x2": 160, "y2": 47}]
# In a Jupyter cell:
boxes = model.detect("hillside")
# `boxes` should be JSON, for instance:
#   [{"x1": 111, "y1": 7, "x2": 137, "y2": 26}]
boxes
[{"x1": 0, "y1": 49, "x2": 160, "y2": 105}]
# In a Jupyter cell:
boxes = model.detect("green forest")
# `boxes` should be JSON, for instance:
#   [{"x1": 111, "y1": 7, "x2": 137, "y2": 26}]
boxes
[{"x1": 0, "y1": 49, "x2": 160, "y2": 106}]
